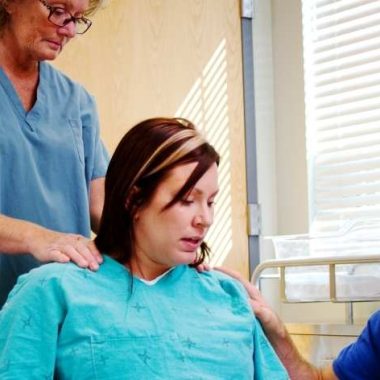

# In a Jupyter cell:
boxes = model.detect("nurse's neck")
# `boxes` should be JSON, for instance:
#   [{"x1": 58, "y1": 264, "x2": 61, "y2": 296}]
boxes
[{"x1": 0, "y1": 37, "x2": 39, "y2": 77}]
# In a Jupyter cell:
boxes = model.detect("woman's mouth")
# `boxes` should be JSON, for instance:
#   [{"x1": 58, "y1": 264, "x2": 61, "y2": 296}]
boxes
[
  {"x1": 46, "y1": 40, "x2": 62, "y2": 51},
  {"x1": 181, "y1": 237, "x2": 202, "y2": 252}
]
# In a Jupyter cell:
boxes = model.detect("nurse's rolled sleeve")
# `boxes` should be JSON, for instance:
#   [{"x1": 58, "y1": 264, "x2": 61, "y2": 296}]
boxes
[{"x1": 0, "y1": 265, "x2": 66, "y2": 379}]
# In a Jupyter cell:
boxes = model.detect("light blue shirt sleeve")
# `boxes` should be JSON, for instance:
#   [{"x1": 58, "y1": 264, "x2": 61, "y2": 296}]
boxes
[
  {"x1": 78, "y1": 87, "x2": 109, "y2": 181},
  {"x1": 0, "y1": 266, "x2": 66, "y2": 379}
]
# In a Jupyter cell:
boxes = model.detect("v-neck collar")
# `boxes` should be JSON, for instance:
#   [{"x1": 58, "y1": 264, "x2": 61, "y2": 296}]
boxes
[
  {"x1": 0, "y1": 62, "x2": 46, "y2": 120},
  {"x1": 102, "y1": 254, "x2": 186, "y2": 286}
]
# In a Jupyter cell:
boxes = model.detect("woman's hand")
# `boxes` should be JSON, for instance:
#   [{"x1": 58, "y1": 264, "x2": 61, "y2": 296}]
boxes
[{"x1": 29, "y1": 230, "x2": 103, "y2": 271}]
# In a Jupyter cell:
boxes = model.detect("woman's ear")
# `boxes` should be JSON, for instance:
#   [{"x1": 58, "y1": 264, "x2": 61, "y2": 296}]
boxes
[{"x1": 125, "y1": 186, "x2": 141, "y2": 217}]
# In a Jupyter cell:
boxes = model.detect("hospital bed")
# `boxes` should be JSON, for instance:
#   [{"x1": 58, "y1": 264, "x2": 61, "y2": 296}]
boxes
[{"x1": 252, "y1": 220, "x2": 380, "y2": 366}]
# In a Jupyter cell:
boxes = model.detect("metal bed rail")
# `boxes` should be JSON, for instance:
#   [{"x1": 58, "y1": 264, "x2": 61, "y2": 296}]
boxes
[{"x1": 251, "y1": 254, "x2": 380, "y2": 324}]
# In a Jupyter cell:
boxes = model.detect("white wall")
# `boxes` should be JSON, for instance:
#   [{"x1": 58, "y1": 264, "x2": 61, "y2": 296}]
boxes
[
  {"x1": 252, "y1": 0, "x2": 308, "y2": 320},
  {"x1": 271, "y1": 0, "x2": 308, "y2": 235},
  {"x1": 254, "y1": 0, "x2": 308, "y2": 264},
  {"x1": 252, "y1": 0, "x2": 278, "y2": 262}
]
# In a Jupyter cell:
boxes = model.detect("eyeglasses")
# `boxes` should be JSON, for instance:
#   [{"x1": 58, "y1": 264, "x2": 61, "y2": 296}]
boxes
[{"x1": 39, "y1": 0, "x2": 92, "y2": 35}]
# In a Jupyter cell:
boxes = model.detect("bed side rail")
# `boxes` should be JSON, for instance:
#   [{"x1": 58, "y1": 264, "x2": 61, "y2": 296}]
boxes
[{"x1": 251, "y1": 254, "x2": 380, "y2": 303}]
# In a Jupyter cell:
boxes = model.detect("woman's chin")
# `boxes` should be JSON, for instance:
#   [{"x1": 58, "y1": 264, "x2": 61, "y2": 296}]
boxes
[
  {"x1": 36, "y1": 48, "x2": 62, "y2": 62},
  {"x1": 176, "y1": 252, "x2": 198, "y2": 266}
]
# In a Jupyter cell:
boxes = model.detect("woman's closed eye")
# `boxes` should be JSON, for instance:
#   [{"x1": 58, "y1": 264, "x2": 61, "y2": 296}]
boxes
[
  {"x1": 180, "y1": 199, "x2": 215, "y2": 207},
  {"x1": 181, "y1": 198, "x2": 194, "y2": 206},
  {"x1": 51, "y1": 7, "x2": 65, "y2": 16}
]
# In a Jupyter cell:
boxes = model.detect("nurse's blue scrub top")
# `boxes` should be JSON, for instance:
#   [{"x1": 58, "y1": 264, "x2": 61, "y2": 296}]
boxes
[
  {"x1": 0, "y1": 62, "x2": 109, "y2": 306},
  {"x1": 0, "y1": 256, "x2": 289, "y2": 379}
]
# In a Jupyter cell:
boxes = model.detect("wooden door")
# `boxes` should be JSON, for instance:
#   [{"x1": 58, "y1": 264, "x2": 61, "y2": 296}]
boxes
[{"x1": 55, "y1": 0, "x2": 249, "y2": 277}]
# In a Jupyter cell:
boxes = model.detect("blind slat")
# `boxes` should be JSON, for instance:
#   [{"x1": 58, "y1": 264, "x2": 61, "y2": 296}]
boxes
[
  {"x1": 303, "y1": 0, "x2": 380, "y2": 236},
  {"x1": 317, "y1": 123, "x2": 380, "y2": 141},
  {"x1": 316, "y1": 157, "x2": 380, "y2": 175},
  {"x1": 318, "y1": 171, "x2": 380, "y2": 181}
]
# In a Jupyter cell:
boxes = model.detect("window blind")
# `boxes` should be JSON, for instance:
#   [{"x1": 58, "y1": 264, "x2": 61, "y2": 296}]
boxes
[{"x1": 302, "y1": 0, "x2": 380, "y2": 235}]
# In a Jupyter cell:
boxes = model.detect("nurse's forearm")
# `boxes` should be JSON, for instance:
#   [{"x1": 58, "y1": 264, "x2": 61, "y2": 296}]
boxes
[
  {"x1": 0, "y1": 214, "x2": 48, "y2": 254},
  {"x1": 214, "y1": 266, "x2": 338, "y2": 380},
  {"x1": 89, "y1": 177, "x2": 105, "y2": 234},
  {"x1": 0, "y1": 214, "x2": 71, "y2": 259},
  {"x1": 0, "y1": 214, "x2": 102, "y2": 269},
  {"x1": 266, "y1": 327, "x2": 337, "y2": 380}
]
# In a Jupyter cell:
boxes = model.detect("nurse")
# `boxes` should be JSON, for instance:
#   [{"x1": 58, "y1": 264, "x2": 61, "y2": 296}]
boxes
[
  {"x1": 0, "y1": 117, "x2": 288, "y2": 379},
  {"x1": 0, "y1": 0, "x2": 109, "y2": 307}
]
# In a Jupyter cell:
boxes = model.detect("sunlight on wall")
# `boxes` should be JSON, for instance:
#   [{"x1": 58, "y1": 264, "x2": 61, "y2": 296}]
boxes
[{"x1": 176, "y1": 39, "x2": 232, "y2": 266}]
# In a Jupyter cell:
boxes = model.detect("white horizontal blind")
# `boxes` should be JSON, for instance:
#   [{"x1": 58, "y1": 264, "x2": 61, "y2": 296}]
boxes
[{"x1": 302, "y1": 0, "x2": 380, "y2": 236}]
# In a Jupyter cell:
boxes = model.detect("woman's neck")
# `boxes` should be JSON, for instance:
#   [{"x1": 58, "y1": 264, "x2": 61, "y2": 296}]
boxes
[
  {"x1": 0, "y1": 33, "x2": 39, "y2": 76},
  {"x1": 0, "y1": 38, "x2": 39, "y2": 111},
  {"x1": 128, "y1": 257, "x2": 171, "y2": 281}
]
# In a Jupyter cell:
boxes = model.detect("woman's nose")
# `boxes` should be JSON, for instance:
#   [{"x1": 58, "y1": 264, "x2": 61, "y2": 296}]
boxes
[
  {"x1": 57, "y1": 21, "x2": 76, "y2": 38},
  {"x1": 194, "y1": 207, "x2": 213, "y2": 228}
]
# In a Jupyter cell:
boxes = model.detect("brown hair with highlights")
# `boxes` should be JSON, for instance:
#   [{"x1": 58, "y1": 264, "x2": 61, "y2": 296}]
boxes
[{"x1": 95, "y1": 117, "x2": 220, "y2": 267}]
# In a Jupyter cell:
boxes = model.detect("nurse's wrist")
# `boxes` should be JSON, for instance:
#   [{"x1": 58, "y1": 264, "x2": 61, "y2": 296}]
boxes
[{"x1": 25, "y1": 224, "x2": 60, "y2": 260}]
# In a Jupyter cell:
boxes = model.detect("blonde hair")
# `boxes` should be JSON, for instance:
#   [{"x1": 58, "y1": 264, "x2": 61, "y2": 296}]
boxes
[
  {"x1": 130, "y1": 128, "x2": 207, "y2": 192},
  {"x1": 0, "y1": 0, "x2": 104, "y2": 31}
]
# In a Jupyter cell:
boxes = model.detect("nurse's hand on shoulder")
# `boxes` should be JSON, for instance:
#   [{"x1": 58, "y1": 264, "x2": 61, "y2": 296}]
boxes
[
  {"x1": 194, "y1": 262, "x2": 210, "y2": 272},
  {"x1": 29, "y1": 229, "x2": 103, "y2": 271}
]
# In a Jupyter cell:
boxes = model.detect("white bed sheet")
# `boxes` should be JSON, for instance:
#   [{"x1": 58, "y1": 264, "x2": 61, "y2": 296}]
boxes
[{"x1": 285, "y1": 270, "x2": 380, "y2": 302}]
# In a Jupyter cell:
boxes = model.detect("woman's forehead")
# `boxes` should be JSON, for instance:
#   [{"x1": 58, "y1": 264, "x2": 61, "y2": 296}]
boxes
[
  {"x1": 49, "y1": 0, "x2": 90, "y2": 12},
  {"x1": 165, "y1": 163, "x2": 198, "y2": 186},
  {"x1": 163, "y1": 162, "x2": 218, "y2": 191}
]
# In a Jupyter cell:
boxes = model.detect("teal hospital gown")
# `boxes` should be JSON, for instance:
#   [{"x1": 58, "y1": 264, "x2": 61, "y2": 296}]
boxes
[{"x1": 0, "y1": 255, "x2": 288, "y2": 379}]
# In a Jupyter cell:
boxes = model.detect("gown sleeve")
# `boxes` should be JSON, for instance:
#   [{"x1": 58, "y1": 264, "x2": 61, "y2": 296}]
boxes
[
  {"x1": 252, "y1": 317, "x2": 289, "y2": 380},
  {"x1": 0, "y1": 266, "x2": 66, "y2": 379}
]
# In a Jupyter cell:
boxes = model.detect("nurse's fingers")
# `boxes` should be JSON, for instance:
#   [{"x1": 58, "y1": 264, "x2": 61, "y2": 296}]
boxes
[
  {"x1": 61, "y1": 238, "x2": 100, "y2": 270},
  {"x1": 37, "y1": 233, "x2": 101, "y2": 270},
  {"x1": 194, "y1": 262, "x2": 211, "y2": 272},
  {"x1": 214, "y1": 266, "x2": 243, "y2": 280},
  {"x1": 60, "y1": 243, "x2": 93, "y2": 268},
  {"x1": 86, "y1": 240, "x2": 103, "y2": 264},
  {"x1": 47, "y1": 249, "x2": 71, "y2": 263},
  {"x1": 214, "y1": 266, "x2": 266, "y2": 305},
  {"x1": 30, "y1": 229, "x2": 103, "y2": 271}
]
